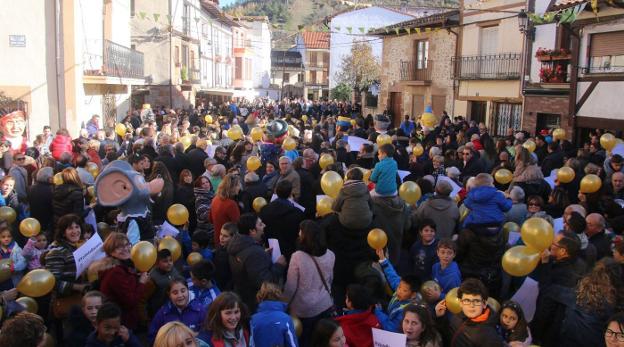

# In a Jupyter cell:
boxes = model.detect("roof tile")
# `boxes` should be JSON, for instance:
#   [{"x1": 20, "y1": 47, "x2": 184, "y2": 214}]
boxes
[{"x1": 302, "y1": 32, "x2": 330, "y2": 49}]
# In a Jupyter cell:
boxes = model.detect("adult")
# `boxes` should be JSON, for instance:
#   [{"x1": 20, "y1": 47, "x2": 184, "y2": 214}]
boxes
[
  {"x1": 174, "y1": 169, "x2": 196, "y2": 231},
  {"x1": 604, "y1": 154, "x2": 624, "y2": 182},
  {"x1": 194, "y1": 175, "x2": 214, "y2": 238},
  {"x1": 283, "y1": 220, "x2": 335, "y2": 345},
  {"x1": 510, "y1": 147, "x2": 550, "y2": 203},
  {"x1": 606, "y1": 172, "x2": 624, "y2": 200},
  {"x1": 227, "y1": 213, "x2": 286, "y2": 311},
  {"x1": 605, "y1": 312, "x2": 624, "y2": 347},
  {"x1": 310, "y1": 319, "x2": 347, "y2": 347},
  {"x1": 262, "y1": 160, "x2": 279, "y2": 192},
  {"x1": 28, "y1": 167, "x2": 54, "y2": 236},
  {"x1": 505, "y1": 186, "x2": 528, "y2": 226},
  {"x1": 585, "y1": 213, "x2": 612, "y2": 260},
  {"x1": 209, "y1": 173, "x2": 241, "y2": 246},
  {"x1": 295, "y1": 153, "x2": 317, "y2": 218},
  {"x1": 208, "y1": 164, "x2": 226, "y2": 194},
  {"x1": 8, "y1": 152, "x2": 28, "y2": 202},
  {"x1": 86, "y1": 114, "x2": 100, "y2": 138},
  {"x1": 460, "y1": 148, "x2": 484, "y2": 181},
  {"x1": 413, "y1": 180, "x2": 460, "y2": 239},
  {"x1": 239, "y1": 172, "x2": 268, "y2": 214},
  {"x1": 154, "y1": 144, "x2": 181, "y2": 184},
  {"x1": 541, "y1": 142, "x2": 565, "y2": 177},
  {"x1": 1, "y1": 175, "x2": 19, "y2": 209},
  {"x1": 75, "y1": 154, "x2": 95, "y2": 186},
  {"x1": 276, "y1": 156, "x2": 301, "y2": 201},
  {"x1": 52, "y1": 167, "x2": 86, "y2": 223},
  {"x1": 147, "y1": 161, "x2": 174, "y2": 225},
  {"x1": 186, "y1": 139, "x2": 209, "y2": 179}
]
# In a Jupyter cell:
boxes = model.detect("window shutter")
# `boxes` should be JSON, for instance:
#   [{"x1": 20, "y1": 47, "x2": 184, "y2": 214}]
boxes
[{"x1": 590, "y1": 31, "x2": 624, "y2": 57}]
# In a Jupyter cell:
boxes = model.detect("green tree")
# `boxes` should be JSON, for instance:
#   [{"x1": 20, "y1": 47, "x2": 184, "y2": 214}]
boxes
[
  {"x1": 335, "y1": 41, "x2": 380, "y2": 94},
  {"x1": 331, "y1": 83, "x2": 353, "y2": 101}
]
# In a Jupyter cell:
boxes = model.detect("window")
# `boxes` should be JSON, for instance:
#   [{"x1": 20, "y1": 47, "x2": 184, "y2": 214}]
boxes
[
  {"x1": 182, "y1": 45, "x2": 189, "y2": 68},
  {"x1": 480, "y1": 26, "x2": 498, "y2": 56},
  {"x1": 415, "y1": 40, "x2": 429, "y2": 69},
  {"x1": 283, "y1": 72, "x2": 290, "y2": 82},
  {"x1": 494, "y1": 103, "x2": 521, "y2": 136},
  {"x1": 310, "y1": 70, "x2": 317, "y2": 84},
  {"x1": 537, "y1": 113, "x2": 560, "y2": 130},
  {"x1": 183, "y1": 4, "x2": 191, "y2": 35},
  {"x1": 235, "y1": 57, "x2": 242, "y2": 79},
  {"x1": 589, "y1": 31, "x2": 624, "y2": 73},
  {"x1": 365, "y1": 91, "x2": 378, "y2": 107},
  {"x1": 190, "y1": 51, "x2": 195, "y2": 69},
  {"x1": 298, "y1": 73, "x2": 304, "y2": 83},
  {"x1": 309, "y1": 52, "x2": 317, "y2": 67},
  {"x1": 175, "y1": 46, "x2": 180, "y2": 66}
]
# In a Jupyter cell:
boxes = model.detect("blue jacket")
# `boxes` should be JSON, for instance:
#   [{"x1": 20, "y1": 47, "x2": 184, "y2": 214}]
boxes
[
  {"x1": 375, "y1": 259, "x2": 417, "y2": 332},
  {"x1": 463, "y1": 186, "x2": 512, "y2": 227},
  {"x1": 432, "y1": 261, "x2": 462, "y2": 298},
  {"x1": 84, "y1": 331, "x2": 142, "y2": 347},
  {"x1": 370, "y1": 157, "x2": 398, "y2": 195},
  {"x1": 251, "y1": 301, "x2": 299, "y2": 347},
  {"x1": 198, "y1": 248, "x2": 214, "y2": 261},
  {"x1": 189, "y1": 282, "x2": 220, "y2": 310},
  {"x1": 148, "y1": 299, "x2": 206, "y2": 343}
]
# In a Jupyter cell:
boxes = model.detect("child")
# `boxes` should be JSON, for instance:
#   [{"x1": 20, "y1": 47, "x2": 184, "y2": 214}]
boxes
[
  {"x1": 370, "y1": 143, "x2": 398, "y2": 197},
  {"x1": 336, "y1": 284, "x2": 381, "y2": 347},
  {"x1": 463, "y1": 173, "x2": 512, "y2": 229},
  {"x1": 85, "y1": 303, "x2": 142, "y2": 347},
  {"x1": 332, "y1": 168, "x2": 373, "y2": 230},
  {"x1": 435, "y1": 278, "x2": 503, "y2": 346},
  {"x1": 409, "y1": 219, "x2": 439, "y2": 281},
  {"x1": 191, "y1": 230, "x2": 214, "y2": 261},
  {"x1": 21, "y1": 232, "x2": 48, "y2": 270},
  {"x1": 213, "y1": 222, "x2": 237, "y2": 290},
  {"x1": 374, "y1": 249, "x2": 422, "y2": 332},
  {"x1": 497, "y1": 301, "x2": 531, "y2": 346},
  {"x1": 147, "y1": 249, "x2": 182, "y2": 316},
  {"x1": 0, "y1": 227, "x2": 26, "y2": 290},
  {"x1": 188, "y1": 259, "x2": 221, "y2": 309},
  {"x1": 197, "y1": 291, "x2": 251, "y2": 346},
  {"x1": 431, "y1": 239, "x2": 462, "y2": 299},
  {"x1": 251, "y1": 282, "x2": 299, "y2": 347},
  {"x1": 67, "y1": 291, "x2": 104, "y2": 347},
  {"x1": 148, "y1": 279, "x2": 206, "y2": 344}
]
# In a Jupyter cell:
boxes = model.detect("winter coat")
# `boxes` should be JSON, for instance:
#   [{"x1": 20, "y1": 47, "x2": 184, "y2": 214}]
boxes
[
  {"x1": 50, "y1": 134, "x2": 73, "y2": 160},
  {"x1": 375, "y1": 259, "x2": 421, "y2": 332},
  {"x1": 262, "y1": 171, "x2": 279, "y2": 192},
  {"x1": 296, "y1": 167, "x2": 316, "y2": 218},
  {"x1": 8, "y1": 165, "x2": 28, "y2": 202},
  {"x1": 409, "y1": 239, "x2": 438, "y2": 280},
  {"x1": 213, "y1": 246, "x2": 232, "y2": 291},
  {"x1": 148, "y1": 300, "x2": 206, "y2": 344},
  {"x1": 21, "y1": 237, "x2": 45, "y2": 270},
  {"x1": 52, "y1": 183, "x2": 85, "y2": 221},
  {"x1": 505, "y1": 203, "x2": 528, "y2": 226},
  {"x1": 146, "y1": 266, "x2": 182, "y2": 316},
  {"x1": 276, "y1": 168, "x2": 301, "y2": 200},
  {"x1": 0, "y1": 241, "x2": 26, "y2": 290},
  {"x1": 432, "y1": 261, "x2": 462, "y2": 296},
  {"x1": 336, "y1": 309, "x2": 381, "y2": 347},
  {"x1": 283, "y1": 250, "x2": 335, "y2": 318},
  {"x1": 239, "y1": 181, "x2": 268, "y2": 214},
  {"x1": 209, "y1": 196, "x2": 240, "y2": 246},
  {"x1": 227, "y1": 233, "x2": 286, "y2": 311},
  {"x1": 561, "y1": 305, "x2": 610, "y2": 347},
  {"x1": 437, "y1": 308, "x2": 503, "y2": 347},
  {"x1": 187, "y1": 148, "x2": 209, "y2": 179},
  {"x1": 251, "y1": 301, "x2": 299, "y2": 347},
  {"x1": 414, "y1": 195, "x2": 460, "y2": 239},
  {"x1": 175, "y1": 183, "x2": 196, "y2": 230},
  {"x1": 28, "y1": 182, "x2": 54, "y2": 233},
  {"x1": 85, "y1": 331, "x2": 142, "y2": 347},
  {"x1": 457, "y1": 227, "x2": 506, "y2": 274},
  {"x1": 188, "y1": 282, "x2": 220, "y2": 310},
  {"x1": 370, "y1": 157, "x2": 398, "y2": 195},
  {"x1": 372, "y1": 195, "x2": 410, "y2": 265},
  {"x1": 460, "y1": 157, "x2": 485, "y2": 181},
  {"x1": 151, "y1": 179, "x2": 174, "y2": 225},
  {"x1": 604, "y1": 156, "x2": 624, "y2": 181},
  {"x1": 260, "y1": 198, "x2": 305, "y2": 259},
  {"x1": 194, "y1": 187, "x2": 214, "y2": 236},
  {"x1": 588, "y1": 230, "x2": 612, "y2": 260},
  {"x1": 541, "y1": 151, "x2": 565, "y2": 177},
  {"x1": 45, "y1": 239, "x2": 84, "y2": 296},
  {"x1": 197, "y1": 328, "x2": 250, "y2": 347},
  {"x1": 463, "y1": 186, "x2": 512, "y2": 227},
  {"x1": 65, "y1": 306, "x2": 94, "y2": 347},
  {"x1": 333, "y1": 180, "x2": 373, "y2": 230},
  {"x1": 154, "y1": 155, "x2": 181, "y2": 183}
]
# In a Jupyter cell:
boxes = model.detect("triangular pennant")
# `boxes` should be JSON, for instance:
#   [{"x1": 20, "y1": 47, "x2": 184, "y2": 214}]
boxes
[
  {"x1": 153, "y1": 13, "x2": 160, "y2": 22},
  {"x1": 334, "y1": 26, "x2": 341, "y2": 32},
  {"x1": 406, "y1": 27, "x2": 411, "y2": 35},
  {"x1": 415, "y1": 28, "x2": 421, "y2": 35},
  {"x1": 359, "y1": 27, "x2": 365, "y2": 33},
  {"x1": 394, "y1": 27, "x2": 400, "y2": 35},
  {"x1": 434, "y1": 27, "x2": 440, "y2": 33},
  {"x1": 346, "y1": 26, "x2": 352, "y2": 34},
  {"x1": 384, "y1": 27, "x2": 389, "y2": 34},
  {"x1": 139, "y1": 11, "x2": 147, "y2": 20}
]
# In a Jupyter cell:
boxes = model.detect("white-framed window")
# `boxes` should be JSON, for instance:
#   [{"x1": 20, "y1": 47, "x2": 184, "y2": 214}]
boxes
[{"x1": 589, "y1": 31, "x2": 624, "y2": 73}]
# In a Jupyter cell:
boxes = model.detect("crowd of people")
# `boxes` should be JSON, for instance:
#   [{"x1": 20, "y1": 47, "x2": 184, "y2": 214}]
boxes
[{"x1": 0, "y1": 97, "x2": 623, "y2": 347}]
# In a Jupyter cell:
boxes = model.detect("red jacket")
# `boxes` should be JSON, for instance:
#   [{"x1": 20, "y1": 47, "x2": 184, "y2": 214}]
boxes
[
  {"x1": 50, "y1": 135, "x2": 74, "y2": 160},
  {"x1": 209, "y1": 197, "x2": 240, "y2": 245},
  {"x1": 335, "y1": 310, "x2": 380, "y2": 347},
  {"x1": 98, "y1": 262, "x2": 146, "y2": 330}
]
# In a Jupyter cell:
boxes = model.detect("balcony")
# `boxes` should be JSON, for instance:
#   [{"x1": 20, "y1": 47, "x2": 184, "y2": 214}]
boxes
[
  {"x1": 400, "y1": 60, "x2": 433, "y2": 83},
  {"x1": 451, "y1": 53, "x2": 521, "y2": 80},
  {"x1": 84, "y1": 39, "x2": 144, "y2": 80},
  {"x1": 307, "y1": 61, "x2": 329, "y2": 69}
]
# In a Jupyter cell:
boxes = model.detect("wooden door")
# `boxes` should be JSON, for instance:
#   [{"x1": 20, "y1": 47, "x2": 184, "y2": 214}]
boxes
[
  {"x1": 390, "y1": 92, "x2": 402, "y2": 126},
  {"x1": 412, "y1": 94, "x2": 424, "y2": 118}
]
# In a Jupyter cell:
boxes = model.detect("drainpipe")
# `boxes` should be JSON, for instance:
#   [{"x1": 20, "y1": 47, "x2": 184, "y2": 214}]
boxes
[
  {"x1": 169, "y1": 0, "x2": 173, "y2": 108},
  {"x1": 448, "y1": 24, "x2": 459, "y2": 118},
  {"x1": 55, "y1": 0, "x2": 65, "y2": 129}
]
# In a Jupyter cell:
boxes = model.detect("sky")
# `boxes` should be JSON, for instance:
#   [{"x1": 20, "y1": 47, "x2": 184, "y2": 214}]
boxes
[{"x1": 220, "y1": 0, "x2": 239, "y2": 7}]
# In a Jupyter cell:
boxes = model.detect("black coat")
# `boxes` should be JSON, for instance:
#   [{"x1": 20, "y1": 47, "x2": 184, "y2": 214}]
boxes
[
  {"x1": 259, "y1": 199, "x2": 305, "y2": 260},
  {"x1": 186, "y1": 148, "x2": 208, "y2": 179},
  {"x1": 28, "y1": 182, "x2": 54, "y2": 234},
  {"x1": 239, "y1": 181, "x2": 268, "y2": 214},
  {"x1": 296, "y1": 167, "x2": 316, "y2": 219},
  {"x1": 52, "y1": 184, "x2": 85, "y2": 221},
  {"x1": 174, "y1": 183, "x2": 196, "y2": 231},
  {"x1": 437, "y1": 308, "x2": 503, "y2": 347},
  {"x1": 541, "y1": 150, "x2": 565, "y2": 177},
  {"x1": 65, "y1": 306, "x2": 95, "y2": 347},
  {"x1": 174, "y1": 150, "x2": 191, "y2": 175},
  {"x1": 154, "y1": 154, "x2": 181, "y2": 182},
  {"x1": 460, "y1": 157, "x2": 485, "y2": 180},
  {"x1": 589, "y1": 231, "x2": 612, "y2": 260}
]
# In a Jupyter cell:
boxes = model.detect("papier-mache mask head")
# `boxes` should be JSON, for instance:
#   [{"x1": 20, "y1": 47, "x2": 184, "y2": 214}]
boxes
[{"x1": 95, "y1": 160, "x2": 164, "y2": 216}]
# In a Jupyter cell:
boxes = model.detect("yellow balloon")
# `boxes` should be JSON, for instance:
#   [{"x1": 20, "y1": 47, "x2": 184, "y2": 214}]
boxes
[
  {"x1": 252, "y1": 197, "x2": 267, "y2": 213},
  {"x1": 421, "y1": 112, "x2": 437, "y2": 127},
  {"x1": 86, "y1": 162, "x2": 100, "y2": 178},
  {"x1": 521, "y1": 217, "x2": 554, "y2": 251},
  {"x1": 557, "y1": 167, "x2": 575, "y2": 184},
  {"x1": 601, "y1": 133, "x2": 616, "y2": 150},
  {"x1": 53, "y1": 172, "x2": 64, "y2": 185},
  {"x1": 0, "y1": 206, "x2": 17, "y2": 223},
  {"x1": 180, "y1": 136, "x2": 192, "y2": 150},
  {"x1": 459, "y1": 204, "x2": 470, "y2": 223},
  {"x1": 420, "y1": 280, "x2": 442, "y2": 303},
  {"x1": 316, "y1": 196, "x2": 334, "y2": 217},
  {"x1": 301, "y1": 115, "x2": 308, "y2": 123},
  {"x1": 167, "y1": 203, "x2": 189, "y2": 226},
  {"x1": 204, "y1": 115, "x2": 213, "y2": 124},
  {"x1": 250, "y1": 127, "x2": 264, "y2": 142},
  {"x1": 290, "y1": 315, "x2": 303, "y2": 337},
  {"x1": 87, "y1": 186, "x2": 96, "y2": 199},
  {"x1": 159, "y1": 236, "x2": 182, "y2": 262},
  {"x1": 227, "y1": 127, "x2": 243, "y2": 141},
  {"x1": 445, "y1": 287, "x2": 462, "y2": 314},
  {"x1": 502, "y1": 245, "x2": 541, "y2": 277},
  {"x1": 19, "y1": 218, "x2": 41, "y2": 238},
  {"x1": 494, "y1": 169, "x2": 513, "y2": 185},
  {"x1": 580, "y1": 174, "x2": 602, "y2": 193},
  {"x1": 0, "y1": 259, "x2": 13, "y2": 282},
  {"x1": 16, "y1": 296, "x2": 38, "y2": 313},
  {"x1": 246, "y1": 156, "x2": 261, "y2": 172},
  {"x1": 376, "y1": 134, "x2": 392, "y2": 146},
  {"x1": 503, "y1": 222, "x2": 520, "y2": 235},
  {"x1": 282, "y1": 137, "x2": 297, "y2": 151},
  {"x1": 487, "y1": 297, "x2": 501, "y2": 313},
  {"x1": 399, "y1": 181, "x2": 422, "y2": 205},
  {"x1": 319, "y1": 154, "x2": 334, "y2": 170},
  {"x1": 553, "y1": 128, "x2": 566, "y2": 141},
  {"x1": 412, "y1": 143, "x2": 424, "y2": 157},
  {"x1": 361, "y1": 168, "x2": 371, "y2": 185},
  {"x1": 321, "y1": 171, "x2": 343, "y2": 198},
  {"x1": 115, "y1": 123, "x2": 126, "y2": 137},
  {"x1": 367, "y1": 228, "x2": 388, "y2": 250},
  {"x1": 17, "y1": 269, "x2": 56, "y2": 297},
  {"x1": 523, "y1": 140, "x2": 536, "y2": 153},
  {"x1": 131, "y1": 241, "x2": 157, "y2": 272},
  {"x1": 88, "y1": 266, "x2": 99, "y2": 283},
  {"x1": 187, "y1": 252, "x2": 203, "y2": 266}
]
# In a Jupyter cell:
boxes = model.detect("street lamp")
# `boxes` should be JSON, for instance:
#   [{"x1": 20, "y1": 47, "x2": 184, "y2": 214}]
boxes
[{"x1": 518, "y1": 9, "x2": 535, "y2": 40}]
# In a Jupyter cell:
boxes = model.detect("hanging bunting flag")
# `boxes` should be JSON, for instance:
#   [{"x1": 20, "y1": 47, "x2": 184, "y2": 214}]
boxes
[
  {"x1": 434, "y1": 27, "x2": 440, "y2": 33},
  {"x1": 334, "y1": 26, "x2": 341, "y2": 32},
  {"x1": 394, "y1": 27, "x2": 401, "y2": 35},
  {"x1": 139, "y1": 11, "x2": 147, "y2": 20},
  {"x1": 153, "y1": 13, "x2": 160, "y2": 22},
  {"x1": 415, "y1": 28, "x2": 421, "y2": 35},
  {"x1": 406, "y1": 27, "x2": 411, "y2": 35},
  {"x1": 346, "y1": 27, "x2": 353, "y2": 34},
  {"x1": 425, "y1": 27, "x2": 431, "y2": 33},
  {"x1": 359, "y1": 27, "x2": 365, "y2": 33}
]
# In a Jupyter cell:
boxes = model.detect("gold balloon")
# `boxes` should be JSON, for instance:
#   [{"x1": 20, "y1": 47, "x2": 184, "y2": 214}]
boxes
[
  {"x1": 487, "y1": 297, "x2": 501, "y2": 313},
  {"x1": 246, "y1": 156, "x2": 261, "y2": 172},
  {"x1": 159, "y1": 236, "x2": 182, "y2": 261},
  {"x1": 580, "y1": 174, "x2": 602, "y2": 193},
  {"x1": 320, "y1": 171, "x2": 343, "y2": 198},
  {"x1": 301, "y1": 115, "x2": 308, "y2": 123},
  {"x1": 502, "y1": 222, "x2": 520, "y2": 235},
  {"x1": 86, "y1": 162, "x2": 100, "y2": 178},
  {"x1": 0, "y1": 206, "x2": 17, "y2": 223},
  {"x1": 412, "y1": 143, "x2": 424, "y2": 157},
  {"x1": 290, "y1": 315, "x2": 303, "y2": 337},
  {"x1": 445, "y1": 287, "x2": 462, "y2": 314},
  {"x1": 421, "y1": 112, "x2": 437, "y2": 128},
  {"x1": 227, "y1": 127, "x2": 243, "y2": 141},
  {"x1": 16, "y1": 296, "x2": 38, "y2": 313},
  {"x1": 252, "y1": 197, "x2": 267, "y2": 213},
  {"x1": 17, "y1": 269, "x2": 56, "y2": 297},
  {"x1": 167, "y1": 203, "x2": 189, "y2": 226},
  {"x1": 319, "y1": 154, "x2": 334, "y2": 170},
  {"x1": 316, "y1": 196, "x2": 334, "y2": 217},
  {"x1": 115, "y1": 123, "x2": 127, "y2": 137},
  {"x1": 601, "y1": 133, "x2": 617, "y2": 150},
  {"x1": 521, "y1": 217, "x2": 554, "y2": 251},
  {"x1": 282, "y1": 137, "x2": 297, "y2": 151},
  {"x1": 399, "y1": 181, "x2": 422, "y2": 205},
  {"x1": 502, "y1": 245, "x2": 541, "y2": 277},
  {"x1": 0, "y1": 259, "x2": 12, "y2": 282},
  {"x1": 187, "y1": 252, "x2": 203, "y2": 266},
  {"x1": 523, "y1": 140, "x2": 536, "y2": 153},
  {"x1": 420, "y1": 280, "x2": 442, "y2": 302},
  {"x1": 19, "y1": 218, "x2": 41, "y2": 238},
  {"x1": 250, "y1": 127, "x2": 263, "y2": 142},
  {"x1": 180, "y1": 135, "x2": 192, "y2": 150},
  {"x1": 87, "y1": 266, "x2": 99, "y2": 283},
  {"x1": 205, "y1": 115, "x2": 213, "y2": 124},
  {"x1": 553, "y1": 128, "x2": 566, "y2": 141},
  {"x1": 367, "y1": 228, "x2": 388, "y2": 250},
  {"x1": 495, "y1": 169, "x2": 513, "y2": 185},
  {"x1": 361, "y1": 168, "x2": 371, "y2": 185},
  {"x1": 87, "y1": 185, "x2": 96, "y2": 199},
  {"x1": 376, "y1": 134, "x2": 392, "y2": 146},
  {"x1": 459, "y1": 204, "x2": 470, "y2": 223},
  {"x1": 131, "y1": 241, "x2": 157, "y2": 272},
  {"x1": 53, "y1": 172, "x2": 64, "y2": 185},
  {"x1": 557, "y1": 167, "x2": 575, "y2": 184}
]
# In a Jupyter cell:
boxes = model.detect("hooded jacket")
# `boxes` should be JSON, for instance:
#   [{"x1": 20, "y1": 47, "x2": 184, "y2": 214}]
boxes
[
  {"x1": 336, "y1": 309, "x2": 381, "y2": 347},
  {"x1": 438, "y1": 308, "x2": 503, "y2": 347},
  {"x1": 52, "y1": 183, "x2": 85, "y2": 221},
  {"x1": 250, "y1": 301, "x2": 299, "y2": 347},
  {"x1": 414, "y1": 195, "x2": 460, "y2": 239},
  {"x1": 463, "y1": 186, "x2": 512, "y2": 227},
  {"x1": 260, "y1": 198, "x2": 305, "y2": 259},
  {"x1": 372, "y1": 195, "x2": 410, "y2": 265},
  {"x1": 50, "y1": 134, "x2": 73, "y2": 160},
  {"x1": 333, "y1": 180, "x2": 373, "y2": 230}
]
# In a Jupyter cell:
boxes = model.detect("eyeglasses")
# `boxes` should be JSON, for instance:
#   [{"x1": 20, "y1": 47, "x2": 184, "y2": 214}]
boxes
[
  {"x1": 460, "y1": 299, "x2": 484, "y2": 306},
  {"x1": 605, "y1": 329, "x2": 624, "y2": 342},
  {"x1": 15, "y1": 157, "x2": 25, "y2": 161}
]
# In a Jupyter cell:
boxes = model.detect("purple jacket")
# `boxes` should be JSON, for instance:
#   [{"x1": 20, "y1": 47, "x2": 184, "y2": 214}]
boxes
[{"x1": 148, "y1": 299, "x2": 206, "y2": 343}]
